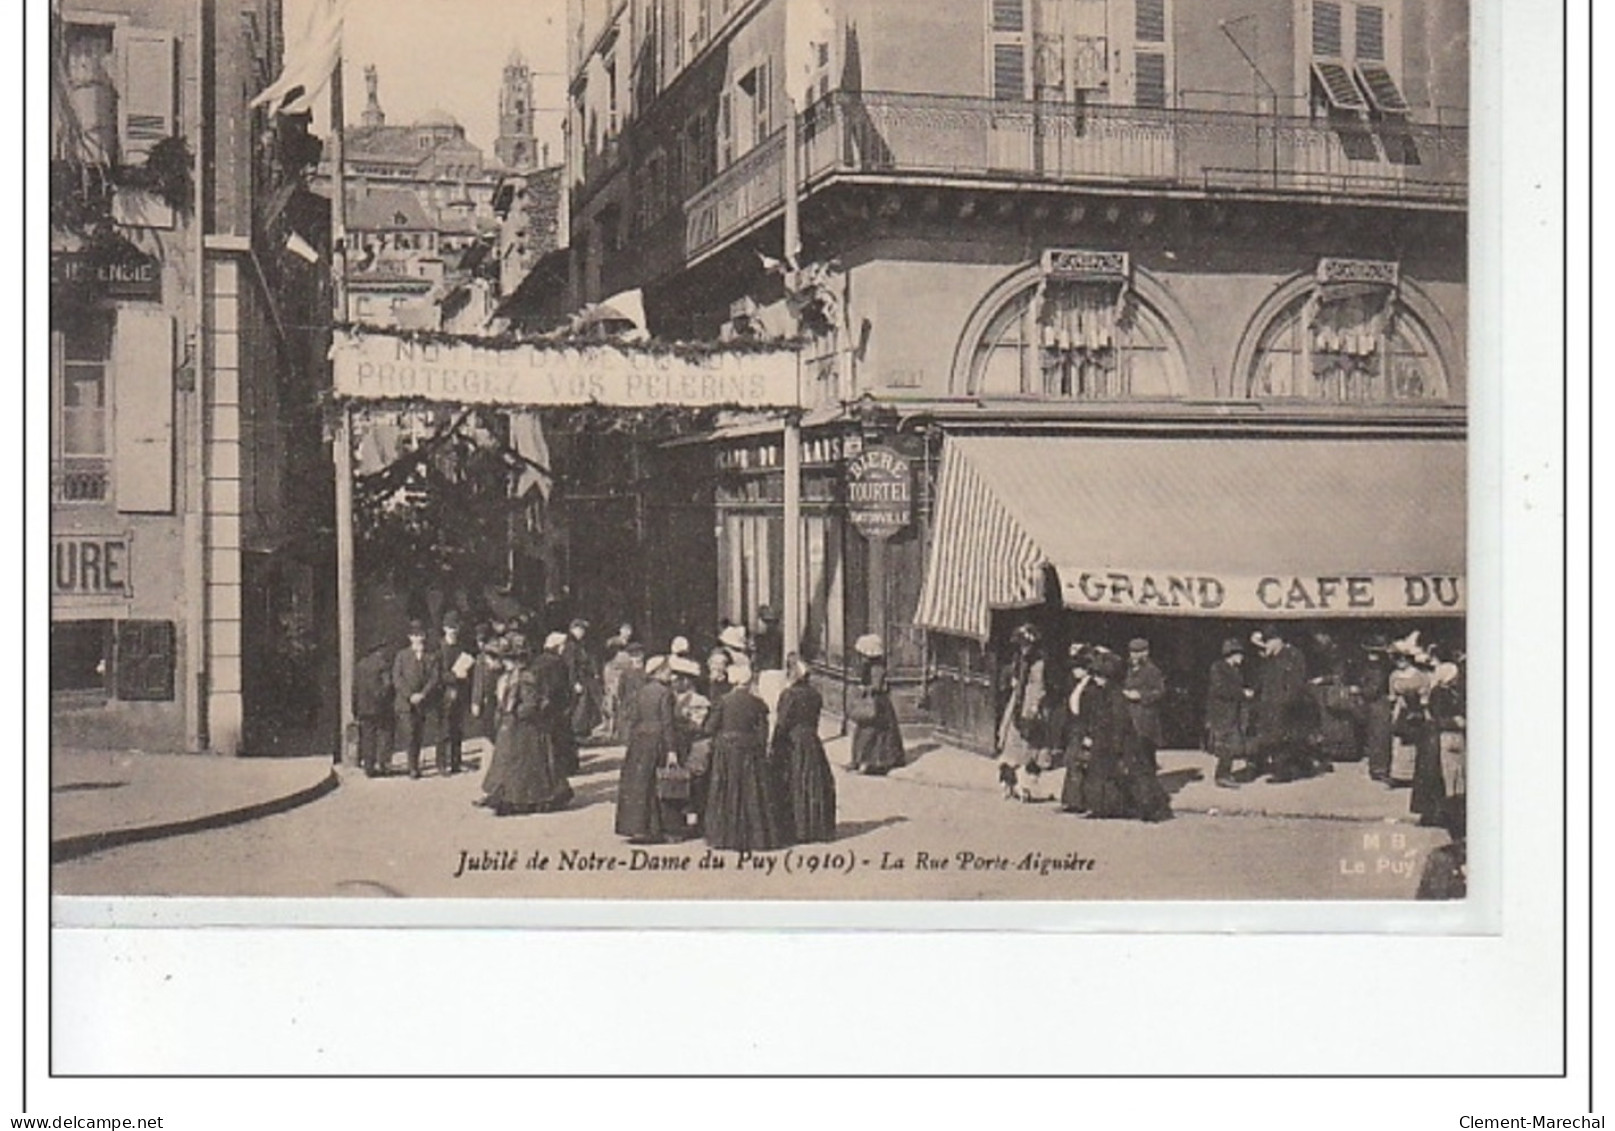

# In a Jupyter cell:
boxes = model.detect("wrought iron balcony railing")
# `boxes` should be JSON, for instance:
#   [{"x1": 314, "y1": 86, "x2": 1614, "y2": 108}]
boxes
[{"x1": 684, "y1": 90, "x2": 1467, "y2": 262}]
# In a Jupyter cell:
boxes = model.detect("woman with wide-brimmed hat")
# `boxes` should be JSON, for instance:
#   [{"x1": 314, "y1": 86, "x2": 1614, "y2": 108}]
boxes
[
  {"x1": 847, "y1": 633, "x2": 905, "y2": 775},
  {"x1": 702, "y1": 659, "x2": 789, "y2": 851},
  {"x1": 770, "y1": 654, "x2": 837, "y2": 843},
  {"x1": 477, "y1": 633, "x2": 574, "y2": 816}
]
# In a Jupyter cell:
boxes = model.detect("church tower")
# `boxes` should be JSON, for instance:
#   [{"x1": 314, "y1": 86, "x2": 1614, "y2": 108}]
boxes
[
  {"x1": 360, "y1": 63, "x2": 385, "y2": 127},
  {"x1": 495, "y1": 48, "x2": 538, "y2": 169}
]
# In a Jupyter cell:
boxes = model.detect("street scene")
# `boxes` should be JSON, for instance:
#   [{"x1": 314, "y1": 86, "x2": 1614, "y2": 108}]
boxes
[{"x1": 49, "y1": 0, "x2": 1469, "y2": 905}]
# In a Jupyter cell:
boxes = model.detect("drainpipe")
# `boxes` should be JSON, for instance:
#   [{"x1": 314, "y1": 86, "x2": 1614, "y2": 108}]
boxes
[{"x1": 185, "y1": 0, "x2": 209, "y2": 752}]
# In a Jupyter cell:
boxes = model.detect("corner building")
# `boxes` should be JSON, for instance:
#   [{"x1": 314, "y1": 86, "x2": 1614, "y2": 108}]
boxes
[{"x1": 566, "y1": 0, "x2": 1467, "y2": 749}]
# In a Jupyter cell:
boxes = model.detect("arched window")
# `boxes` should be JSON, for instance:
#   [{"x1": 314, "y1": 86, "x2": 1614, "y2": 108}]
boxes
[
  {"x1": 1248, "y1": 284, "x2": 1450, "y2": 403},
  {"x1": 967, "y1": 279, "x2": 1185, "y2": 399}
]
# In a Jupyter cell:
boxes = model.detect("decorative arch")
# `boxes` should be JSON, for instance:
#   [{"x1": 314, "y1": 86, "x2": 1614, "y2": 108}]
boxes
[
  {"x1": 1233, "y1": 269, "x2": 1463, "y2": 404},
  {"x1": 949, "y1": 260, "x2": 1201, "y2": 400}
]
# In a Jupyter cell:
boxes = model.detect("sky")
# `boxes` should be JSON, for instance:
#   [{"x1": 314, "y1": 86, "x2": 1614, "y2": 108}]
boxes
[{"x1": 285, "y1": 0, "x2": 571, "y2": 161}]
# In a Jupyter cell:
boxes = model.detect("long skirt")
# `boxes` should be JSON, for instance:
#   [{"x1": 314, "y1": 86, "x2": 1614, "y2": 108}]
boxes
[
  {"x1": 1410, "y1": 731, "x2": 1445, "y2": 819},
  {"x1": 1060, "y1": 749, "x2": 1089, "y2": 812},
  {"x1": 779, "y1": 726, "x2": 836, "y2": 843},
  {"x1": 1081, "y1": 751, "x2": 1132, "y2": 818},
  {"x1": 1083, "y1": 743, "x2": 1172, "y2": 822},
  {"x1": 615, "y1": 725, "x2": 667, "y2": 841},
  {"x1": 705, "y1": 735, "x2": 788, "y2": 851},
  {"x1": 482, "y1": 717, "x2": 572, "y2": 814},
  {"x1": 850, "y1": 694, "x2": 905, "y2": 774}
]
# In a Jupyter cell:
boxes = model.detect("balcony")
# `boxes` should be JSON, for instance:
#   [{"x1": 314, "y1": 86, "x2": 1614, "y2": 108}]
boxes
[{"x1": 684, "y1": 90, "x2": 1468, "y2": 263}]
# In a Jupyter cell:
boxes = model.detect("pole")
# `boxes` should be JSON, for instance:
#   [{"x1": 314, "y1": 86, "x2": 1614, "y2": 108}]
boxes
[
  {"x1": 331, "y1": 60, "x2": 357, "y2": 766},
  {"x1": 783, "y1": 413, "x2": 802, "y2": 664}
]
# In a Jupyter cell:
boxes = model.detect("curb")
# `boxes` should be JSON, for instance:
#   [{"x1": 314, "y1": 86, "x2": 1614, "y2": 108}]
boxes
[{"x1": 51, "y1": 769, "x2": 341, "y2": 864}]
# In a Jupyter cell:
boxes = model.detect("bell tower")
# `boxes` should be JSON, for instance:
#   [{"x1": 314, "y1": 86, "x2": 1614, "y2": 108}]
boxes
[
  {"x1": 495, "y1": 48, "x2": 538, "y2": 169},
  {"x1": 361, "y1": 63, "x2": 385, "y2": 127}
]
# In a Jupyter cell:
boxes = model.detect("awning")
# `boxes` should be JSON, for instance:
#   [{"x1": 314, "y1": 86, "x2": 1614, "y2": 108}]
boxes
[{"x1": 914, "y1": 434, "x2": 1466, "y2": 639}]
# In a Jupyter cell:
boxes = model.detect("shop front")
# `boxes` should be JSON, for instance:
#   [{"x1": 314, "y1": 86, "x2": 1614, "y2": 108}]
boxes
[{"x1": 915, "y1": 431, "x2": 1467, "y2": 752}]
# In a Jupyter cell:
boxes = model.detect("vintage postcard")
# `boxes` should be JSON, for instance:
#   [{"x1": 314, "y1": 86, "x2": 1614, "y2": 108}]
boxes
[{"x1": 47, "y1": 0, "x2": 1478, "y2": 917}]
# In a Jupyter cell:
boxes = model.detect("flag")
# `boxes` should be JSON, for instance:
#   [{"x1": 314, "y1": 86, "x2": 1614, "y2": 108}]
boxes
[
  {"x1": 509, "y1": 412, "x2": 552, "y2": 502},
  {"x1": 285, "y1": 231, "x2": 319, "y2": 263},
  {"x1": 251, "y1": 0, "x2": 347, "y2": 116}
]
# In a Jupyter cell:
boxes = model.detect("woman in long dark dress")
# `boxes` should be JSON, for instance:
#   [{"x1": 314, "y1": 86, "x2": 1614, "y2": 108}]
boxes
[
  {"x1": 703, "y1": 661, "x2": 789, "y2": 851},
  {"x1": 1052, "y1": 645, "x2": 1097, "y2": 813},
  {"x1": 770, "y1": 655, "x2": 836, "y2": 843},
  {"x1": 848, "y1": 634, "x2": 905, "y2": 775},
  {"x1": 615, "y1": 656, "x2": 679, "y2": 844},
  {"x1": 1077, "y1": 648, "x2": 1170, "y2": 821},
  {"x1": 477, "y1": 636, "x2": 573, "y2": 816}
]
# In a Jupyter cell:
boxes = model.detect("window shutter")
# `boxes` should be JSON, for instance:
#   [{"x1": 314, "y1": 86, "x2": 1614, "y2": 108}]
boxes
[
  {"x1": 116, "y1": 29, "x2": 176, "y2": 162},
  {"x1": 1135, "y1": 0, "x2": 1166, "y2": 44},
  {"x1": 992, "y1": 0, "x2": 1026, "y2": 33},
  {"x1": 1355, "y1": 5, "x2": 1385, "y2": 61},
  {"x1": 114, "y1": 619, "x2": 176, "y2": 702},
  {"x1": 112, "y1": 307, "x2": 175, "y2": 514},
  {"x1": 1135, "y1": 51, "x2": 1167, "y2": 107},
  {"x1": 1312, "y1": 1, "x2": 1343, "y2": 57},
  {"x1": 718, "y1": 89, "x2": 733, "y2": 167},
  {"x1": 993, "y1": 42, "x2": 1026, "y2": 100}
]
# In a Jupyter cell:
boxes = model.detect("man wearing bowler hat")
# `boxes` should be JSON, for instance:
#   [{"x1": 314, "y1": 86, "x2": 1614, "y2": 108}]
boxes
[
  {"x1": 1122, "y1": 637, "x2": 1168, "y2": 771},
  {"x1": 1250, "y1": 623, "x2": 1309, "y2": 782},
  {"x1": 1204, "y1": 638, "x2": 1254, "y2": 787},
  {"x1": 392, "y1": 619, "x2": 443, "y2": 780},
  {"x1": 436, "y1": 611, "x2": 474, "y2": 775}
]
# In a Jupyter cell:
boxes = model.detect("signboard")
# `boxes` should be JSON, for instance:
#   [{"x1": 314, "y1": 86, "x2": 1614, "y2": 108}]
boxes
[
  {"x1": 50, "y1": 249, "x2": 162, "y2": 301},
  {"x1": 52, "y1": 534, "x2": 133, "y2": 600},
  {"x1": 847, "y1": 446, "x2": 912, "y2": 541},
  {"x1": 332, "y1": 331, "x2": 802, "y2": 409},
  {"x1": 1058, "y1": 568, "x2": 1464, "y2": 618}
]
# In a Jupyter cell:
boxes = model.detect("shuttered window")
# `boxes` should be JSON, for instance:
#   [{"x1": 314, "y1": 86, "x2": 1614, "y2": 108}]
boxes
[
  {"x1": 1355, "y1": 4, "x2": 1385, "y2": 60},
  {"x1": 992, "y1": 0, "x2": 1025, "y2": 32},
  {"x1": 116, "y1": 29, "x2": 175, "y2": 162},
  {"x1": 1135, "y1": 0, "x2": 1166, "y2": 44},
  {"x1": 114, "y1": 620, "x2": 176, "y2": 701},
  {"x1": 1312, "y1": 1, "x2": 1343, "y2": 56},
  {"x1": 993, "y1": 43, "x2": 1026, "y2": 100},
  {"x1": 112, "y1": 307, "x2": 175, "y2": 514},
  {"x1": 1135, "y1": 51, "x2": 1167, "y2": 108}
]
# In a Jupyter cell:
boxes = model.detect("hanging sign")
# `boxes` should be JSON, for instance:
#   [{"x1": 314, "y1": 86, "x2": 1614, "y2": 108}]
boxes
[
  {"x1": 1058, "y1": 568, "x2": 1465, "y2": 617},
  {"x1": 847, "y1": 446, "x2": 912, "y2": 541},
  {"x1": 331, "y1": 331, "x2": 802, "y2": 409}
]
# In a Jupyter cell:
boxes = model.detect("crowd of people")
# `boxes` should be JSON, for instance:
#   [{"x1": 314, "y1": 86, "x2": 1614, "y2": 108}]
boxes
[
  {"x1": 352, "y1": 610, "x2": 909, "y2": 850},
  {"x1": 994, "y1": 622, "x2": 1469, "y2": 839}
]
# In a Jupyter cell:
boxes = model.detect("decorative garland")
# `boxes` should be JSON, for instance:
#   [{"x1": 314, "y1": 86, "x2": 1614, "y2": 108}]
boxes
[{"x1": 332, "y1": 320, "x2": 805, "y2": 360}]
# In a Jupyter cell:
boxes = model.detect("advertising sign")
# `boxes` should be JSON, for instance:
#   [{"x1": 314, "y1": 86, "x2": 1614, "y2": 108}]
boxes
[
  {"x1": 1058, "y1": 568, "x2": 1465, "y2": 617},
  {"x1": 847, "y1": 446, "x2": 912, "y2": 541}
]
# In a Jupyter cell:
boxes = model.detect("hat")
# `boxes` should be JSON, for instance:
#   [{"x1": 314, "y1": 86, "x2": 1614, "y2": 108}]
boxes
[
  {"x1": 1128, "y1": 637, "x2": 1150, "y2": 654},
  {"x1": 718, "y1": 625, "x2": 749, "y2": 651},
  {"x1": 645, "y1": 655, "x2": 669, "y2": 677},
  {"x1": 670, "y1": 636, "x2": 691, "y2": 656},
  {"x1": 1221, "y1": 637, "x2": 1245, "y2": 657},
  {"x1": 569, "y1": 618, "x2": 590, "y2": 632},
  {"x1": 502, "y1": 632, "x2": 532, "y2": 659},
  {"x1": 758, "y1": 605, "x2": 779, "y2": 622},
  {"x1": 1012, "y1": 623, "x2": 1039, "y2": 644},
  {"x1": 854, "y1": 633, "x2": 884, "y2": 659},
  {"x1": 441, "y1": 610, "x2": 461, "y2": 630},
  {"x1": 1067, "y1": 641, "x2": 1088, "y2": 660},
  {"x1": 1362, "y1": 634, "x2": 1391, "y2": 652},
  {"x1": 669, "y1": 656, "x2": 702, "y2": 677},
  {"x1": 407, "y1": 619, "x2": 427, "y2": 636},
  {"x1": 543, "y1": 632, "x2": 567, "y2": 652}
]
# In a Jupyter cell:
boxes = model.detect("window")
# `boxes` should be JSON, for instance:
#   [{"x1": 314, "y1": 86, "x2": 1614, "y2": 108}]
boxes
[
  {"x1": 51, "y1": 620, "x2": 112, "y2": 696},
  {"x1": 1355, "y1": 4, "x2": 1385, "y2": 60},
  {"x1": 968, "y1": 279, "x2": 1185, "y2": 400},
  {"x1": 49, "y1": 619, "x2": 176, "y2": 701},
  {"x1": 1135, "y1": 0, "x2": 1166, "y2": 44},
  {"x1": 1313, "y1": 1, "x2": 1344, "y2": 57},
  {"x1": 989, "y1": 0, "x2": 1027, "y2": 100},
  {"x1": 1135, "y1": 52, "x2": 1167, "y2": 108},
  {"x1": 60, "y1": 23, "x2": 117, "y2": 161},
  {"x1": 60, "y1": 316, "x2": 111, "y2": 461},
  {"x1": 1248, "y1": 287, "x2": 1450, "y2": 403}
]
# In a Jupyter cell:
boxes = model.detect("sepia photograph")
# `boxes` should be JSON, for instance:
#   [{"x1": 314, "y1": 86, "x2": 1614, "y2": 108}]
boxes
[{"x1": 46, "y1": 0, "x2": 1474, "y2": 908}]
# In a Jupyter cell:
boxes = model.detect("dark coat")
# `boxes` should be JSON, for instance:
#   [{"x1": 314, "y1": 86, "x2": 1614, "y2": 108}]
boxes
[
  {"x1": 1252, "y1": 644, "x2": 1308, "y2": 738},
  {"x1": 771, "y1": 680, "x2": 836, "y2": 843},
  {"x1": 1051, "y1": 677, "x2": 1099, "y2": 811},
  {"x1": 703, "y1": 685, "x2": 787, "y2": 851},
  {"x1": 1204, "y1": 657, "x2": 1247, "y2": 739},
  {"x1": 482, "y1": 667, "x2": 572, "y2": 813},
  {"x1": 391, "y1": 646, "x2": 442, "y2": 717},
  {"x1": 531, "y1": 651, "x2": 578, "y2": 774},
  {"x1": 354, "y1": 648, "x2": 393, "y2": 719},
  {"x1": 438, "y1": 639, "x2": 473, "y2": 713},
  {"x1": 616, "y1": 679, "x2": 678, "y2": 840},
  {"x1": 1124, "y1": 658, "x2": 1168, "y2": 746},
  {"x1": 849, "y1": 658, "x2": 905, "y2": 773}
]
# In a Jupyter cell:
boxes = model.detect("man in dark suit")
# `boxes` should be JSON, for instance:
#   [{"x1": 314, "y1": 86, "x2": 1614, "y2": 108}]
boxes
[
  {"x1": 1122, "y1": 637, "x2": 1168, "y2": 770},
  {"x1": 353, "y1": 641, "x2": 394, "y2": 777},
  {"x1": 1204, "y1": 638, "x2": 1253, "y2": 787},
  {"x1": 392, "y1": 620, "x2": 442, "y2": 779},
  {"x1": 1251, "y1": 624, "x2": 1309, "y2": 782},
  {"x1": 535, "y1": 632, "x2": 578, "y2": 775},
  {"x1": 436, "y1": 612, "x2": 473, "y2": 775}
]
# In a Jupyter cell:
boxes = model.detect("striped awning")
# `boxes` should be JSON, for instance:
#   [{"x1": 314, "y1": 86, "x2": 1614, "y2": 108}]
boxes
[{"x1": 914, "y1": 434, "x2": 1467, "y2": 639}]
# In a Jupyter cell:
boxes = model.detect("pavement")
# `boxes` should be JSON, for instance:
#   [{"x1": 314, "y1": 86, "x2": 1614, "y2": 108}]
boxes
[
  {"x1": 49, "y1": 724, "x2": 1418, "y2": 866},
  {"x1": 50, "y1": 747, "x2": 337, "y2": 863}
]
